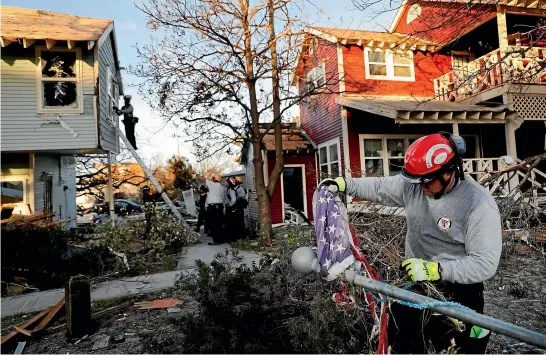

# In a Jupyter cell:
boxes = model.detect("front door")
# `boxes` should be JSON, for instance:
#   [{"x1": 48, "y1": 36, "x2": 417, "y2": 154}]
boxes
[{"x1": 282, "y1": 166, "x2": 306, "y2": 222}]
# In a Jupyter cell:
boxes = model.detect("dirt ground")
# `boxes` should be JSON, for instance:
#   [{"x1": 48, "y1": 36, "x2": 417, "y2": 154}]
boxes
[{"x1": 1, "y1": 244, "x2": 544, "y2": 354}]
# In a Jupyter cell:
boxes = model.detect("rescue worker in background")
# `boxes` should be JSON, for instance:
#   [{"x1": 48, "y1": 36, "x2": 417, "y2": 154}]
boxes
[
  {"x1": 224, "y1": 177, "x2": 247, "y2": 243},
  {"x1": 201, "y1": 175, "x2": 226, "y2": 245},
  {"x1": 195, "y1": 182, "x2": 210, "y2": 234},
  {"x1": 114, "y1": 95, "x2": 138, "y2": 150},
  {"x1": 234, "y1": 176, "x2": 248, "y2": 237},
  {"x1": 320, "y1": 132, "x2": 501, "y2": 354}
]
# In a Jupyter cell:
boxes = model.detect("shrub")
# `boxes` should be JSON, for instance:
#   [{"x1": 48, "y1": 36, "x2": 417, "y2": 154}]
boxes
[{"x1": 173, "y1": 242, "x2": 373, "y2": 354}]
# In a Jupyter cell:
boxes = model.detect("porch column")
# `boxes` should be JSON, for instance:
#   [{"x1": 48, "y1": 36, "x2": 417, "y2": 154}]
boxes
[
  {"x1": 452, "y1": 122, "x2": 459, "y2": 136},
  {"x1": 497, "y1": 5, "x2": 508, "y2": 48},
  {"x1": 106, "y1": 152, "x2": 116, "y2": 226},
  {"x1": 504, "y1": 120, "x2": 522, "y2": 192}
]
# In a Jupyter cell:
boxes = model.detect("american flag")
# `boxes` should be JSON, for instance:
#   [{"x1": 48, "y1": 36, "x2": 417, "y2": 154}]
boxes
[{"x1": 314, "y1": 186, "x2": 355, "y2": 280}]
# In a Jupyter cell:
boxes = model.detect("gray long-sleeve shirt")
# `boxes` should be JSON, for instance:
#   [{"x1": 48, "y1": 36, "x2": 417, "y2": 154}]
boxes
[{"x1": 346, "y1": 175, "x2": 502, "y2": 284}]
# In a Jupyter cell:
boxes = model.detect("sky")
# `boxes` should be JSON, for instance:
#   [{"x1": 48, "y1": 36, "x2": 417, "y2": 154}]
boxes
[{"x1": 4, "y1": 0, "x2": 396, "y2": 167}]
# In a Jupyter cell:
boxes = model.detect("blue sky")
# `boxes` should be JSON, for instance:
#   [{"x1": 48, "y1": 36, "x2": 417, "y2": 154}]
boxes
[{"x1": 5, "y1": 0, "x2": 395, "y2": 165}]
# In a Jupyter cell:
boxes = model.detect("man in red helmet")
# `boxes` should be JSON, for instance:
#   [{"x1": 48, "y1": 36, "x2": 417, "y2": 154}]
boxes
[{"x1": 321, "y1": 132, "x2": 501, "y2": 354}]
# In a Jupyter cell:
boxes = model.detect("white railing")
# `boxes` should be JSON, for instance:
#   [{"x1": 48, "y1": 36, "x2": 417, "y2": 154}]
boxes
[
  {"x1": 463, "y1": 158, "x2": 511, "y2": 195},
  {"x1": 434, "y1": 46, "x2": 546, "y2": 102}
]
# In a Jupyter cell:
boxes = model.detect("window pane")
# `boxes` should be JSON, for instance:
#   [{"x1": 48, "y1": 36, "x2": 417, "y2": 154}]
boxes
[
  {"x1": 330, "y1": 163, "x2": 339, "y2": 177},
  {"x1": 320, "y1": 165, "x2": 329, "y2": 180},
  {"x1": 387, "y1": 139, "x2": 405, "y2": 157},
  {"x1": 319, "y1": 147, "x2": 328, "y2": 164},
  {"x1": 369, "y1": 64, "x2": 387, "y2": 76},
  {"x1": 393, "y1": 52, "x2": 411, "y2": 65},
  {"x1": 41, "y1": 51, "x2": 77, "y2": 78},
  {"x1": 364, "y1": 159, "x2": 384, "y2": 177},
  {"x1": 1, "y1": 181, "x2": 24, "y2": 204},
  {"x1": 43, "y1": 81, "x2": 78, "y2": 108},
  {"x1": 389, "y1": 158, "x2": 404, "y2": 176},
  {"x1": 394, "y1": 66, "x2": 411, "y2": 77},
  {"x1": 364, "y1": 139, "x2": 383, "y2": 157},
  {"x1": 329, "y1": 144, "x2": 338, "y2": 162},
  {"x1": 368, "y1": 51, "x2": 386, "y2": 63}
]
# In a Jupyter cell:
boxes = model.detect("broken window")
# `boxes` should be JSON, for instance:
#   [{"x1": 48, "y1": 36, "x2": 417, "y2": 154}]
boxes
[
  {"x1": 38, "y1": 49, "x2": 81, "y2": 111},
  {"x1": 1, "y1": 181, "x2": 25, "y2": 205}
]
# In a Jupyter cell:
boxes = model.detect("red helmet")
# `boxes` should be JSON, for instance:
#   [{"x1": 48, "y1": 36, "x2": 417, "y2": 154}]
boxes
[
  {"x1": 227, "y1": 177, "x2": 237, "y2": 186},
  {"x1": 401, "y1": 133, "x2": 461, "y2": 184}
]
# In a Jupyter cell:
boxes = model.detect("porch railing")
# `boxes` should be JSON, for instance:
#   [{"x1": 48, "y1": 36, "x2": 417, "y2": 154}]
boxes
[
  {"x1": 462, "y1": 158, "x2": 511, "y2": 195},
  {"x1": 434, "y1": 46, "x2": 546, "y2": 102}
]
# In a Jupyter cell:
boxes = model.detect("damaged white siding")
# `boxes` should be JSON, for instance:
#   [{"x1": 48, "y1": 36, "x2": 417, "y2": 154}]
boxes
[
  {"x1": 245, "y1": 144, "x2": 260, "y2": 232},
  {"x1": 0, "y1": 42, "x2": 97, "y2": 152},
  {"x1": 33, "y1": 153, "x2": 77, "y2": 228},
  {"x1": 98, "y1": 33, "x2": 121, "y2": 153}
]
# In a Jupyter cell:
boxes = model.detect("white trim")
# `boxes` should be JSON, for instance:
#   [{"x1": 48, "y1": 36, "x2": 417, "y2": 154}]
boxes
[
  {"x1": 0, "y1": 174, "x2": 33, "y2": 216},
  {"x1": 280, "y1": 164, "x2": 308, "y2": 222},
  {"x1": 337, "y1": 43, "x2": 346, "y2": 93},
  {"x1": 341, "y1": 108, "x2": 351, "y2": 177},
  {"x1": 35, "y1": 46, "x2": 83, "y2": 114},
  {"x1": 317, "y1": 137, "x2": 342, "y2": 179},
  {"x1": 364, "y1": 48, "x2": 415, "y2": 82}
]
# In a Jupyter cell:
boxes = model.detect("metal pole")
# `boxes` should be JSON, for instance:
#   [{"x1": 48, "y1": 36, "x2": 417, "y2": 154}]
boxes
[
  {"x1": 344, "y1": 269, "x2": 546, "y2": 350},
  {"x1": 106, "y1": 152, "x2": 116, "y2": 226}
]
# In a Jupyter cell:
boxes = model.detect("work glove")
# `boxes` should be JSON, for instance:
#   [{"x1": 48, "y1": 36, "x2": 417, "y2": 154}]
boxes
[
  {"x1": 401, "y1": 258, "x2": 441, "y2": 282},
  {"x1": 319, "y1": 177, "x2": 346, "y2": 193}
]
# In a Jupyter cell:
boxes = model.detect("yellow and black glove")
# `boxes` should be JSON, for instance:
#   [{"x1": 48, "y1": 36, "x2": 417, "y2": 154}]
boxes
[
  {"x1": 319, "y1": 177, "x2": 346, "y2": 193},
  {"x1": 401, "y1": 258, "x2": 441, "y2": 282}
]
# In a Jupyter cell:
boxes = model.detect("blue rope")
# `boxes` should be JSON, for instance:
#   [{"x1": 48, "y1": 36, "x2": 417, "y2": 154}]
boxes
[{"x1": 350, "y1": 263, "x2": 473, "y2": 312}]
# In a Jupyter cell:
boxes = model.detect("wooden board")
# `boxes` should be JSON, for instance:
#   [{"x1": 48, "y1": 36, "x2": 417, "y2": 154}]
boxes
[
  {"x1": 0, "y1": 306, "x2": 53, "y2": 345},
  {"x1": 33, "y1": 297, "x2": 65, "y2": 333}
]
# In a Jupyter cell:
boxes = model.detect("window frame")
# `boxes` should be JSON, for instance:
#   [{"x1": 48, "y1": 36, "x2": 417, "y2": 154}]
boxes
[
  {"x1": 35, "y1": 46, "x2": 83, "y2": 114},
  {"x1": 359, "y1": 135, "x2": 422, "y2": 177},
  {"x1": 107, "y1": 67, "x2": 119, "y2": 124},
  {"x1": 1, "y1": 176, "x2": 29, "y2": 206},
  {"x1": 364, "y1": 48, "x2": 415, "y2": 82},
  {"x1": 306, "y1": 62, "x2": 326, "y2": 91},
  {"x1": 318, "y1": 138, "x2": 341, "y2": 179}
]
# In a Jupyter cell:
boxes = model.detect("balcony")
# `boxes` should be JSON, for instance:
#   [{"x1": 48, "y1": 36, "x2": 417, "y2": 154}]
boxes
[{"x1": 434, "y1": 46, "x2": 546, "y2": 102}]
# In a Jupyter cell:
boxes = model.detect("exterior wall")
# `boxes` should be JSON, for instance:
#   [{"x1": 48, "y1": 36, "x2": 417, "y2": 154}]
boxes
[
  {"x1": 244, "y1": 144, "x2": 260, "y2": 230},
  {"x1": 298, "y1": 40, "x2": 345, "y2": 170},
  {"x1": 267, "y1": 152, "x2": 316, "y2": 224},
  {"x1": 0, "y1": 42, "x2": 98, "y2": 151},
  {"x1": 343, "y1": 45, "x2": 452, "y2": 97},
  {"x1": 98, "y1": 32, "x2": 121, "y2": 153},
  {"x1": 33, "y1": 153, "x2": 77, "y2": 227},
  {"x1": 392, "y1": 2, "x2": 496, "y2": 46}
]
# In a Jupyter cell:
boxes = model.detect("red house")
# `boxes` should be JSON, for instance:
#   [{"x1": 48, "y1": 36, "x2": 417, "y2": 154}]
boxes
[{"x1": 293, "y1": 1, "x2": 545, "y2": 208}]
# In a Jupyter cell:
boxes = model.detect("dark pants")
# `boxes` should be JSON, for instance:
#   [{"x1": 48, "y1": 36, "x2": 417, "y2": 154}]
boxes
[
  {"x1": 225, "y1": 206, "x2": 244, "y2": 242},
  {"x1": 124, "y1": 123, "x2": 137, "y2": 150},
  {"x1": 207, "y1": 204, "x2": 224, "y2": 244},
  {"x1": 388, "y1": 282, "x2": 489, "y2": 354},
  {"x1": 196, "y1": 208, "x2": 209, "y2": 233}
]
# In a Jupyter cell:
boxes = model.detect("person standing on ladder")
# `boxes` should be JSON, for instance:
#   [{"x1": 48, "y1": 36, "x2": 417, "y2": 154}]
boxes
[
  {"x1": 114, "y1": 95, "x2": 138, "y2": 150},
  {"x1": 320, "y1": 133, "x2": 501, "y2": 354}
]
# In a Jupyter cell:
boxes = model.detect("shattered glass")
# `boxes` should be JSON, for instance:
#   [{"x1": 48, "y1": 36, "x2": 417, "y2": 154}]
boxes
[
  {"x1": 40, "y1": 51, "x2": 78, "y2": 108},
  {"x1": 41, "y1": 52, "x2": 76, "y2": 78}
]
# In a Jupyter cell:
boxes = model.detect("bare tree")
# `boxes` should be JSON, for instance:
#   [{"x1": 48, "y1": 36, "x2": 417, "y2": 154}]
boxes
[{"x1": 132, "y1": 0, "x2": 340, "y2": 244}]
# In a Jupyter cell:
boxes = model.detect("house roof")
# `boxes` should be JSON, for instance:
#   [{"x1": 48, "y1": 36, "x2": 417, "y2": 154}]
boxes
[
  {"x1": 336, "y1": 96, "x2": 517, "y2": 123},
  {"x1": 259, "y1": 123, "x2": 317, "y2": 152},
  {"x1": 307, "y1": 26, "x2": 440, "y2": 51},
  {"x1": 0, "y1": 6, "x2": 112, "y2": 42}
]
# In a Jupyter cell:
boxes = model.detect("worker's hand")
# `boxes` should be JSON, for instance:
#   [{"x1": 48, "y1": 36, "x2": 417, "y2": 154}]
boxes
[
  {"x1": 401, "y1": 258, "x2": 441, "y2": 282},
  {"x1": 319, "y1": 177, "x2": 346, "y2": 193}
]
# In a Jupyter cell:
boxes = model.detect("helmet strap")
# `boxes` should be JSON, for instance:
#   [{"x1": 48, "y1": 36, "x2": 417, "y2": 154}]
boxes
[{"x1": 433, "y1": 170, "x2": 459, "y2": 199}]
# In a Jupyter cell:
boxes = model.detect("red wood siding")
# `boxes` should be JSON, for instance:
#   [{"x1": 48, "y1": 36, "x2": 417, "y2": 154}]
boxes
[
  {"x1": 343, "y1": 45, "x2": 452, "y2": 97},
  {"x1": 267, "y1": 153, "x2": 317, "y2": 224},
  {"x1": 298, "y1": 40, "x2": 345, "y2": 171},
  {"x1": 393, "y1": 2, "x2": 496, "y2": 46}
]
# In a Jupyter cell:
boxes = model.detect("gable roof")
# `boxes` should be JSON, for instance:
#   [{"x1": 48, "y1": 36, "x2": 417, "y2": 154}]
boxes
[
  {"x1": 259, "y1": 123, "x2": 317, "y2": 152},
  {"x1": 1, "y1": 6, "x2": 112, "y2": 41},
  {"x1": 307, "y1": 26, "x2": 440, "y2": 52}
]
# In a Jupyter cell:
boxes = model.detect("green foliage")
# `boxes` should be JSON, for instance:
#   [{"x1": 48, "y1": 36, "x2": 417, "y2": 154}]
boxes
[
  {"x1": 167, "y1": 155, "x2": 194, "y2": 190},
  {"x1": 95, "y1": 208, "x2": 199, "y2": 274},
  {"x1": 173, "y1": 241, "x2": 373, "y2": 354}
]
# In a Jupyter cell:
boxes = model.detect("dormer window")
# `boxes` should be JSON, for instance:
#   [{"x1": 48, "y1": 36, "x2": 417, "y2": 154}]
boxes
[
  {"x1": 306, "y1": 63, "x2": 325, "y2": 91},
  {"x1": 364, "y1": 48, "x2": 415, "y2": 81}
]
